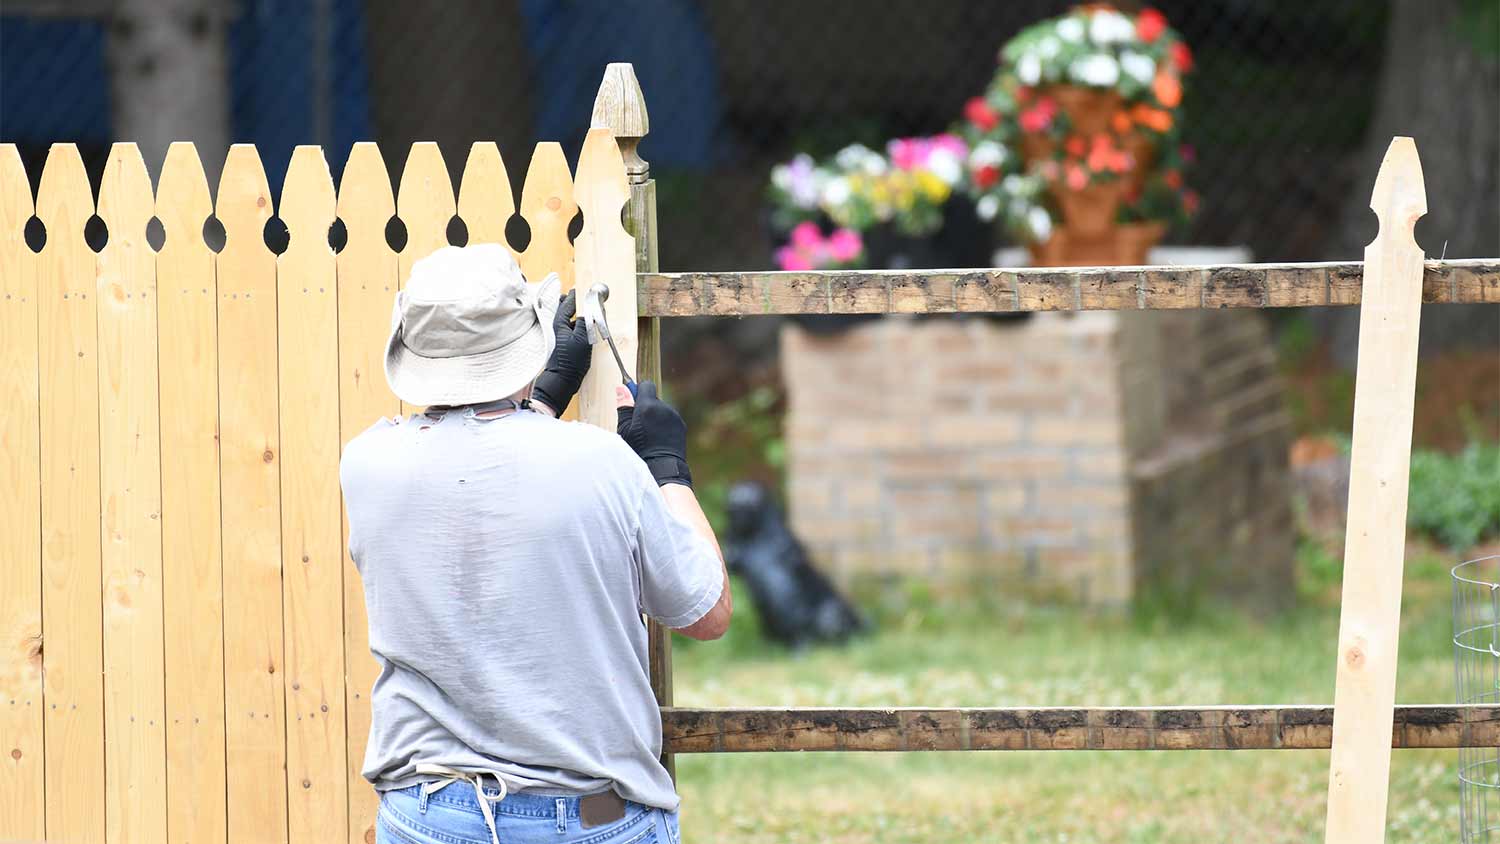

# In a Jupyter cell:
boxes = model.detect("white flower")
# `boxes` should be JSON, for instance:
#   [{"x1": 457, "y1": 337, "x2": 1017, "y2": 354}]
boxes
[
  {"x1": 1000, "y1": 174, "x2": 1027, "y2": 197},
  {"x1": 927, "y1": 148, "x2": 964, "y2": 186},
  {"x1": 834, "y1": 144, "x2": 875, "y2": 171},
  {"x1": 1027, "y1": 206, "x2": 1053, "y2": 241},
  {"x1": 1120, "y1": 51, "x2": 1156, "y2": 85},
  {"x1": 976, "y1": 194, "x2": 1000, "y2": 222},
  {"x1": 1017, "y1": 52, "x2": 1042, "y2": 86},
  {"x1": 1070, "y1": 53, "x2": 1119, "y2": 87},
  {"x1": 821, "y1": 176, "x2": 852, "y2": 208},
  {"x1": 1056, "y1": 17, "x2": 1084, "y2": 43},
  {"x1": 969, "y1": 140, "x2": 1007, "y2": 169},
  {"x1": 1088, "y1": 10, "x2": 1135, "y2": 45},
  {"x1": 1037, "y1": 36, "x2": 1061, "y2": 59}
]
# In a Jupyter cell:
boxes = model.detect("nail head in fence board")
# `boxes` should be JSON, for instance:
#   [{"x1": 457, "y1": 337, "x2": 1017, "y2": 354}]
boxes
[
  {"x1": 1324, "y1": 137, "x2": 1426, "y2": 844},
  {"x1": 0, "y1": 142, "x2": 44, "y2": 841},
  {"x1": 216, "y1": 144, "x2": 289, "y2": 844},
  {"x1": 277, "y1": 146, "x2": 348, "y2": 844},
  {"x1": 334, "y1": 141, "x2": 396, "y2": 844},
  {"x1": 573, "y1": 128, "x2": 635, "y2": 433},
  {"x1": 156, "y1": 142, "x2": 229, "y2": 844},
  {"x1": 36, "y1": 142, "x2": 106, "y2": 844},
  {"x1": 96, "y1": 142, "x2": 169, "y2": 844},
  {"x1": 456, "y1": 142, "x2": 517, "y2": 258},
  {"x1": 659, "y1": 705, "x2": 1489, "y2": 752}
]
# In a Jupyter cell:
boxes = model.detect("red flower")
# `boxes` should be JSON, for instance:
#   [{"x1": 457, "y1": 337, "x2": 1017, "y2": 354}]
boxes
[
  {"x1": 1170, "y1": 41, "x2": 1194, "y2": 73},
  {"x1": 973, "y1": 164, "x2": 1000, "y2": 189},
  {"x1": 1064, "y1": 135, "x2": 1087, "y2": 157},
  {"x1": 1136, "y1": 8, "x2": 1167, "y2": 42},
  {"x1": 1065, "y1": 164, "x2": 1088, "y2": 191},
  {"x1": 1164, "y1": 169, "x2": 1182, "y2": 189},
  {"x1": 1183, "y1": 189, "x2": 1200, "y2": 214},
  {"x1": 965, "y1": 97, "x2": 1000, "y2": 132}
]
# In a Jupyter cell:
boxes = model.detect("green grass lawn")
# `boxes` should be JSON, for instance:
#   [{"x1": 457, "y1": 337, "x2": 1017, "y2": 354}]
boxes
[{"x1": 668, "y1": 545, "x2": 1467, "y2": 842}]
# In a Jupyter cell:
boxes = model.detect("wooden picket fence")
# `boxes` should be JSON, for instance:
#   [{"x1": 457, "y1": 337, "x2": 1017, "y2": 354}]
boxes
[
  {"x1": 3, "y1": 62, "x2": 1500, "y2": 844},
  {"x1": 0, "y1": 121, "x2": 639, "y2": 844}
]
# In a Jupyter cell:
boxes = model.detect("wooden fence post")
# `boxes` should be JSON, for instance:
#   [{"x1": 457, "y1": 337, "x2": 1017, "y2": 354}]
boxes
[
  {"x1": 1323, "y1": 137, "x2": 1427, "y2": 843},
  {"x1": 593, "y1": 62, "x2": 674, "y2": 780}
]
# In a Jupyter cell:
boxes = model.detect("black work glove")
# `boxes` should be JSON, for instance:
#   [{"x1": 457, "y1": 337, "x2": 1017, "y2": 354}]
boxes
[
  {"x1": 531, "y1": 289, "x2": 592, "y2": 416},
  {"x1": 616, "y1": 381, "x2": 693, "y2": 488}
]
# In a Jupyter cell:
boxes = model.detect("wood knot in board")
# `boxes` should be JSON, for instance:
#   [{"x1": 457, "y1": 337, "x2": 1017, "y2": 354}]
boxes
[
  {"x1": 1343, "y1": 640, "x2": 1366, "y2": 669},
  {"x1": 10, "y1": 748, "x2": 21, "y2": 760},
  {"x1": 256, "y1": 196, "x2": 267, "y2": 208},
  {"x1": 262, "y1": 449, "x2": 274, "y2": 463},
  {"x1": 546, "y1": 197, "x2": 561, "y2": 211},
  {"x1": 365, "y1": 827, "x2": 377, "y2": 844}
]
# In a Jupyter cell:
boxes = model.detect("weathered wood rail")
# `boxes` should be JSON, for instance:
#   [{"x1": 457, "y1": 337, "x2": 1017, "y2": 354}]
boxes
[
  {"x1": 637, "y1": 259, "x2": 1499, "y2": 316},
  {"x1": 662, "y1": 705, "x2": 1499, "y2": 753}
]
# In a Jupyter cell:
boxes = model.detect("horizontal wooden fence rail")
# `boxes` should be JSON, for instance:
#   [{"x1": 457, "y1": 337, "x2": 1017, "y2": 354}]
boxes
[
  {"x1": 637, "y1": 259, "x2": 1499, "y2": 317},
  {"x1": 661, "y1": 705, "x2": 1500, "y2": 753}
]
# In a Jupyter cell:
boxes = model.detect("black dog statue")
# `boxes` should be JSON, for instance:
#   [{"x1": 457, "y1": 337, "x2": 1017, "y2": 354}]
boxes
[{"x1": 723, "y1": 481, "x2": 867, "y2": 647}]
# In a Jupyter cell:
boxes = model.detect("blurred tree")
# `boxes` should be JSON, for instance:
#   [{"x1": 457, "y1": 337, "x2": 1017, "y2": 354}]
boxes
[
  {"x1": 1335, "y1": 0, "x2": 1499, "y2": 259},
  {"x1": 105, "y1": 0, "x2": 231, "y2": 183}
]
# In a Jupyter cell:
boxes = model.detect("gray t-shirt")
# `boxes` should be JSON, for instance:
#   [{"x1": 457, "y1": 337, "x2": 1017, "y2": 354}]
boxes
[{"x1": 339, "y1": 405, "x2": 722, "y2": 810}]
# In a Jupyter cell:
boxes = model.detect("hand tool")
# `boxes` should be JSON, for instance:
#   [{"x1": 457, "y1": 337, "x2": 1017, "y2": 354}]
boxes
[{"x1": 578, "y1": 282, "x2": 637, "y2": 398}]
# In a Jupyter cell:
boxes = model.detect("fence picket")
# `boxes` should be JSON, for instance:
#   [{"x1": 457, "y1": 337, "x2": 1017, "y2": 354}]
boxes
[
  {"x1": 216, "y1": 144, "x2": 288, "y2": 844},
  {"x1": 35, "y1": 143, "x2": 106, "y2": 844},
  {"x1": 518, "y1": 141, "x2": 577, "y2": 293},
  {"x1": 572, "y1": 129, "x2": 634, "y2": 432},
  {"x1": 156, "y1": 142, "x2": 229, "y2": 844},
  {"x1": 457, "y1": 141, "x2": 518, "y2": 257},
  {"x1": 334, "y1": 141, "x2": 398, "y2": 844},
  {"x1": 277, "y1": 146, "x2": 348, "y2": 844},
  {"x1": 96, "y1": 142, "x2": 168, "y2": 844},
  {"x1": 396, "y1": 142, "x2": 455, "y2": 284},
  {"x1": 0, "y1": 143, "x2": 44, "y2": 842}
]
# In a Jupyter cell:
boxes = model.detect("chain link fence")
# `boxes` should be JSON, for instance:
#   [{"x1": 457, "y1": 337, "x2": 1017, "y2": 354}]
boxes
[{"x1": 2, "y1": 0, "x2": 1402, "y2": 271}]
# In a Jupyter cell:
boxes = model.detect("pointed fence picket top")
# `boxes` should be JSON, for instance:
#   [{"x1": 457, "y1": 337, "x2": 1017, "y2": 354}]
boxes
[
  {"x1": 334, "y1": 140, "x2": 396, "y2": 844},
  {"x1": 457, "y1": 141, "x2": 518, "y2": 257},
  {"x1": 572, "y1": 128, "x2": 635, "y2": 433},
  {"x1": 0, "y1": 142, "x2": 44, "y2": 843},
  {"x1": 277, "y1": 146, "x2": 348, "y2": 844},
  {"x1": 1324, "y1": 137, "x2": 1427, "y2": 844},
  {"x1": 96, "y1": 142, "x2": 169, "y2": 844},
  {"x1": 518, "y1": 141, "x2": 578, "y2": 294},
  {"x1": 156, "y1": 141, "x2": 230, "y2": 844},
  {"x1": 35, "y1": 142, "x2": 106, "y2": 844},
  {"x1": 216, "y1": 144, "x2": 289, "y2": 844},
  {"x1": 396, "y1": 142, "x2": 456, "y2": 283}
]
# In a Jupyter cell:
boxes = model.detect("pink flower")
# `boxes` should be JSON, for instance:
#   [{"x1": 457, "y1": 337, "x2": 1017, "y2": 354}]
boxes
[
  {"x1": 789, "y1": 221, "x2": 823, "y2": 250},
  {"x1": 826, "y1": 228, "x2": 863, "y2": 262},
  {"x1": 888, "y1": 138, "x2": 922, "y2": 171},
  {"x1": 932, "y1": 133, "x2": 968, "y2": 160},
  {"x1": 776, "y1": 245, "x2": 814, "y2": 271}
]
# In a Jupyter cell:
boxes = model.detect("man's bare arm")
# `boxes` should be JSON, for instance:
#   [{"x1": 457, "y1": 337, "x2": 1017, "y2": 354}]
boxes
[{"x1": 660, "y1": 484, "x2": 732, "y2": 641}]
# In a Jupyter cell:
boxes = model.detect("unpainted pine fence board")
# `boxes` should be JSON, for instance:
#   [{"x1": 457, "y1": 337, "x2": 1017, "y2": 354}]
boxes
[
  {"x1": 335, "y1": 141, "x2": 399, "y2": 844},
  {"x1": 278, "y1": 146, "x2": 348, "y2": 844},
  {"x1": 396, "y1": 142, "x2": 455, "y2": 285},
  {"x1": 216, "y1": 144, "x2": 288, "y2": 844},
  {"x1": 572, "y1": 128, "x2": 634, "y2": 432},
  {"x1": 1324, "y1": 137, "x2": 1426, "y2": 844},
  {"x1": 0, "y1": 142, "x2": 45, "y2": 842},
  {"x1": 456, "y1": 141, "x2": 518, "y2": 259},
  {"x1": 36, "y1": 142, "x2": 106, "y2": 844},
  {"x1": 660, "y1": 705, "x2": 1500, "y2": 753},
  {"x1": 95, "y1": 142, "x2": 168, "y2": 844},
  {"x1": 518, "y1": 141, "x2": 579, "y2": 418},
  {"x1": 518, "y1": 141, "x2": 577, "y2": 293},
  {"x1": 634, "y1": 259, "x2": 1500, "y2": 317},
  {"x1": 156, "y1": 142, "x2": 229, "y2": 844}
]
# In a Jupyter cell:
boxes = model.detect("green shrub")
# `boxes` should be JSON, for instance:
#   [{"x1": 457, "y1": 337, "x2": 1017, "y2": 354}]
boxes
[{"x1": 1407, "y1": 441, "x2": 1500, "y2": 550}]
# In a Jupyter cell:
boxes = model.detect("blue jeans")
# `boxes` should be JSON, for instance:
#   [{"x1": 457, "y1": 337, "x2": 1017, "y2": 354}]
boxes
[{"x1": 377, "y1": 781, "x2": 682, "y2": 844}]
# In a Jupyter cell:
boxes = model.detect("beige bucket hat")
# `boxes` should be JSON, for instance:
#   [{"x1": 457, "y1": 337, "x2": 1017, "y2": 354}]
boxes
[{"x1": 384, "y1": 244, "x2": 561, "y2": 407}]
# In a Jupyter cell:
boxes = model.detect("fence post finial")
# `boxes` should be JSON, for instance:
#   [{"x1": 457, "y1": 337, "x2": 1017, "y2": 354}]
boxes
[{"x1": 592, "y1": 62, "x2": 649, "y2": 182}]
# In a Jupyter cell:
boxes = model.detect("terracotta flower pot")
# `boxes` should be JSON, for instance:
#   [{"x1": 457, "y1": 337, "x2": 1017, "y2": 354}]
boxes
[
  {"x1": 1053, "y1": 179, "x2": 1123, "y2": 237},
  {"x1": 1113, "y1": 220, "x2": 1168, "y2": 265},
  {"x1": 1022, "y1": 133, "x2": 1056, "y2": 165},
  {"x1": 1048, "y1": 86, "x2": 1124, "y2": 136},
  {"x1": 1122, "y1": 131, "x2": 1157, "y2": 196}
]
